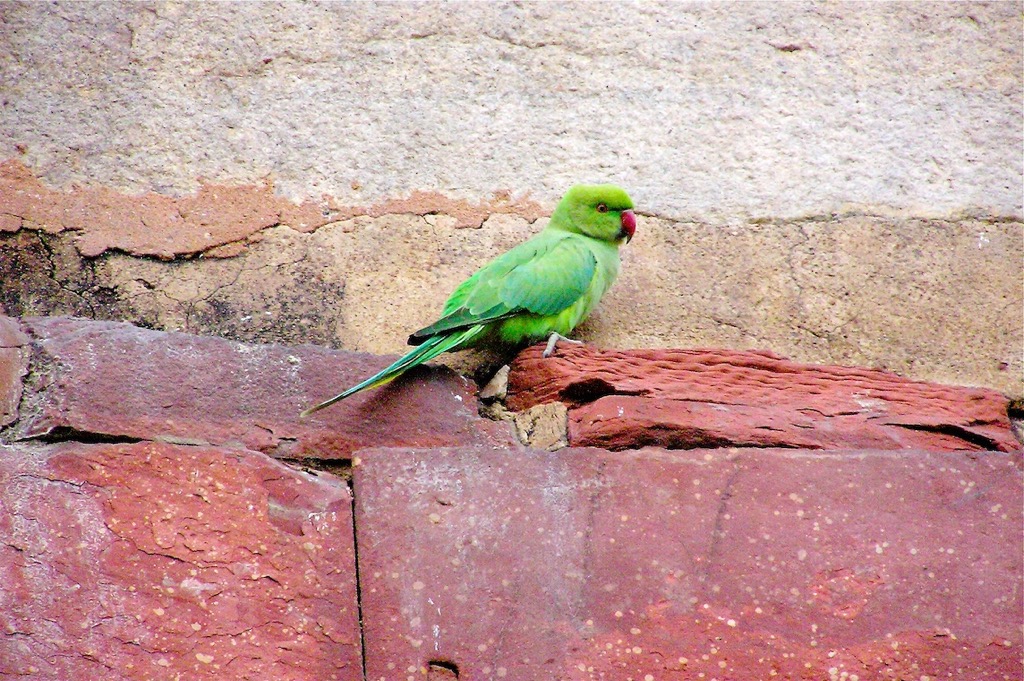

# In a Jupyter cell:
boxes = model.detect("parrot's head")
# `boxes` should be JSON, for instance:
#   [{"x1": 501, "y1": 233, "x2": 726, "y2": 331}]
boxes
[{"x1": 554, "y1": 184, "x2": 636, "y2": 245}]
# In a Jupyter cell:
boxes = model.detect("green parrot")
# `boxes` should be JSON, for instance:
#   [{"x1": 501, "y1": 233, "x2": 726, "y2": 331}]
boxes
[{"x1": 300, "y1": 184, "x2": 636, "y2": 417}]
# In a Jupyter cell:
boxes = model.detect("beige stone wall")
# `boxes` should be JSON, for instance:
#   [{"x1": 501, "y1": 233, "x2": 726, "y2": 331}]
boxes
[{"x1": 1, "y1": 1, "x2": 1021, "y2": 396}]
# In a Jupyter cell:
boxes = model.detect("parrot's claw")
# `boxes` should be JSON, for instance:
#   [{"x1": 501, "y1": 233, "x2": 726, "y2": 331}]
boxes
[{"x1": 543, "y1": 332, "x2": 583, "y2": 358}]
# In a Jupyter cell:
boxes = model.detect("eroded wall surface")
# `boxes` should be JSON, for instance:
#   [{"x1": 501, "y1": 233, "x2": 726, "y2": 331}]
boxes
[{"x1": 1, "y1": 1, "x2": 1021, "y2": 396}]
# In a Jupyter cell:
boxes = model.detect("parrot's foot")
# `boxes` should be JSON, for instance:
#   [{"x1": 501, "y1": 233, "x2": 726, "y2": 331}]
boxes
[{"x1": 543, "y1": 332, "x2": 583, "y2": 358}]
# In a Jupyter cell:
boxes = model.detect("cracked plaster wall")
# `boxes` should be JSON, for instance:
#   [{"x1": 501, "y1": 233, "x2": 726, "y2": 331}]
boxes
[{"x1": 0, "y1": 1, "x2": 1021, "y2": 397}]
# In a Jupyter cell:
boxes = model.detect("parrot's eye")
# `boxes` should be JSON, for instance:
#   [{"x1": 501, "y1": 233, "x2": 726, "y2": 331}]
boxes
[{"x1": 596, "y1": 203, "x2": 608, "y2": 213}]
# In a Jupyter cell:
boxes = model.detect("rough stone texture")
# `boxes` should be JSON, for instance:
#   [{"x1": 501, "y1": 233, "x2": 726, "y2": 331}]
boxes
[
  {"x1": 0, "y1": 3, "x2": 1019, "y2": 219},
  {"x1": 0, "y1": 159, "x2": 285, "y2": 259},
  {"x1": 507, "y1": 345, "x2": 1020, "y2": 453},
  {"x1": 354, "y1": 446, "x2": 1023, "y2": 681},
  {"x1": 1, "y1": 207, "x2": 1020, "y2": 397},
  {"x1": 0, "y1": 2, "x2": 1021, "y2": 398},
  {"x1": 611, "y1": 214, "x2": 1022, "y2": 398},
  {"x1": 0, "y1": 440, "x2": 360, "y2": 680},
  {"x1": 1, "y1": 4, "x2": 1023, "y2": 673},
  {"x1": 1, "y1": 314, "x2": 1022, "y2": 679},
  {"x1": 4, "y1": 316, "x2": 516, "y2": 459},
  {"x1": 0, "y1": 159, "x2": 546, "y2": 258},
  {"x1": 0, "y1": 315, "x2": 29, "y2": 426},
  {"x1": 512, "y1": 402, "x2": 569, "y2": 452}
]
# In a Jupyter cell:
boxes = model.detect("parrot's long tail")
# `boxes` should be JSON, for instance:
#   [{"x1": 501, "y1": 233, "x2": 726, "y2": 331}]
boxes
[{"x1": 299, "y1": 325, "x2": 486, "y2": 417}]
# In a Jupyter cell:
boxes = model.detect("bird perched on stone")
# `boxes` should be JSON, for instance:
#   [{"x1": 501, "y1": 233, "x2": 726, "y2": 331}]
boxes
[{"x1": 301, "y1": 183, "x2": 636, "y2": 416}]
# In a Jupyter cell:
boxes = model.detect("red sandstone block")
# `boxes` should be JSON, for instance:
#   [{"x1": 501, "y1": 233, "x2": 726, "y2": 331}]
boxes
[
  {"x1": 354, "y1": 446, "x2": 1022, "y2": 680},
  {"x1": 8, "y1": 316, "x2": 516, "y2": 458},
  {"x1": 0, "y1": 315, "x2": 29, "y2": 426},
  {"x1": 507, "y1": 345, "x2": 1020, "y2": 452},
  {"x1": 0, "y1": 440, "x2": 360, "y2": 680}
]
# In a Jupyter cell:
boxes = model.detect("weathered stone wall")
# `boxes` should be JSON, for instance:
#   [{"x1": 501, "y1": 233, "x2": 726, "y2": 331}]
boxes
[
  {"x1": 1, "y1": 315, "x2": 1021, "y2": 679},
  {"x1": 2, "y1": 2, "x2": 1021, "y2": 217},
  {"x1": 0, "y1": 1, "x2": 1021, "y2": 397},
  {"x1": 2, "y1": 6, "x2": 1023, "y2": 679}
]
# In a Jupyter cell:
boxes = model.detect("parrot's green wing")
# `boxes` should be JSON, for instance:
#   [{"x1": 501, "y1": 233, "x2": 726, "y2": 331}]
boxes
[{"x1": 408, "y1": 234, "x2": 597, "y2": 344}]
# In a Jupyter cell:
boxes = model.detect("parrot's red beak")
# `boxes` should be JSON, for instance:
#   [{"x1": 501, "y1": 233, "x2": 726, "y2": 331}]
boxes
[{"x1": 620, "y1": 209, "x2": 636, "y2": 243}]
